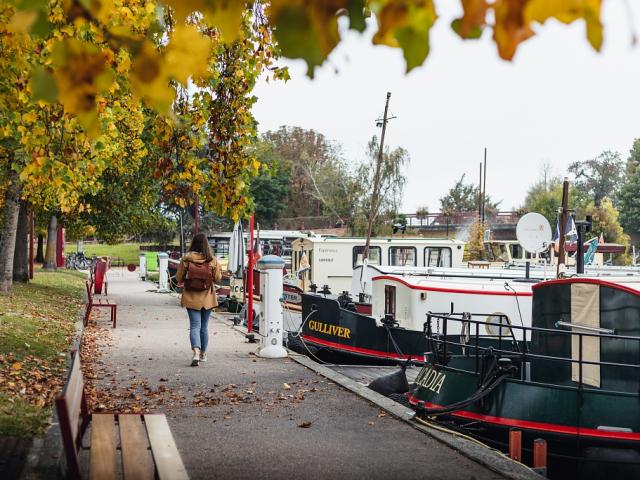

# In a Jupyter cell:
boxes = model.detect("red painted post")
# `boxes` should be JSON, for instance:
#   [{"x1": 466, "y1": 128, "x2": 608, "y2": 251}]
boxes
[
  {"x1": 533, "y1": 438, "x2": 547, "y2": 474},
  {"x1": 247, "y1": 214, "x2": 254, "y2": 333},
  {"x1": 29, "y1": 210, "x2": 34, "y2": 279},
  {"x1": 56, "y1": 227, "x2": 65, "y2": 268},
  {"x1": 509, "y1": 430, "x2": 522, "y2": 462}
]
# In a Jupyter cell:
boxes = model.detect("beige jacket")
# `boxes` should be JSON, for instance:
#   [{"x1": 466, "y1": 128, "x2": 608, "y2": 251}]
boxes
[{"x1": 176, "y1": 252, "x2": 222, "y2": 310}]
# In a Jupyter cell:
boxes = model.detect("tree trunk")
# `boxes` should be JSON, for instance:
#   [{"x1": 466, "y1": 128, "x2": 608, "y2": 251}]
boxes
[
  {"x1": 36, "y1": 234, "x2": 44, "y2": 263},
  {"x1": 0, "y1": 170, "x2": 22, "y2": 294},
  {"x1": 13, "y1": 200, "x2": 29, "y2": 282},
  {"x1": 43, "y1": 215, "x2": 57, "y2": 270}
]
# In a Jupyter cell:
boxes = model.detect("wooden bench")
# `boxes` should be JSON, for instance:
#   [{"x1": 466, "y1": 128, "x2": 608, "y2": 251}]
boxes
[
  {"x1": 84, "y1": 280, "x2": 117, "y2": 328},
  {"x1": 56, "y1": 353, "x2": 189, "y2": 480}
]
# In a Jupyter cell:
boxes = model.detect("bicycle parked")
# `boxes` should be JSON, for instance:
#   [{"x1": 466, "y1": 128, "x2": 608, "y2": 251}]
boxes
[{"x1": 65, "y1": 252, "x2": 98, "y2": 270}]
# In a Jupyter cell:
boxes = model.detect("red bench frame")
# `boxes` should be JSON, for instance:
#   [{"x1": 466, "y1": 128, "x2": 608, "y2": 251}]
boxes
[{"x1": 84, "y1": 280, "x2": 117, "y2": 328}]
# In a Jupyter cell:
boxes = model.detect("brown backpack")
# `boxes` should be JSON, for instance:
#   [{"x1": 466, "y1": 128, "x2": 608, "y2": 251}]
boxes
[{"x1": 184, "y1": 261, "x2": 214, "y2": 291}]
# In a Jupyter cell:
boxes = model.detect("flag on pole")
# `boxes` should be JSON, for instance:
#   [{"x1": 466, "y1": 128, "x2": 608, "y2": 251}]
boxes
[
  {"x1": 253, "y1": 228, "x2": 262, "y2": 261},
  {"x1": 553, "y1": 216, "x2": 578, "y2": 246}
]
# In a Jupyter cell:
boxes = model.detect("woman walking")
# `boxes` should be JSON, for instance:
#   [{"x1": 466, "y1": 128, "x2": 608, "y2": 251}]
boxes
[{"x1": 176, "y1": 233, "x2": 222, "y2": 366}]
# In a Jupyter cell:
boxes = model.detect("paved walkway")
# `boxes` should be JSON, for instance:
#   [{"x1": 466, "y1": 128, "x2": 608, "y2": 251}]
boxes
[{"x1": 90, "y1": 270, "x2": 506, "y2": 480}]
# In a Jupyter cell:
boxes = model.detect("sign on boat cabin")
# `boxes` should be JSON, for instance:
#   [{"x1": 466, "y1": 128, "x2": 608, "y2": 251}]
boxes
[{"x1": 290, "y1": 236, "x2": 466, "y2": 294}]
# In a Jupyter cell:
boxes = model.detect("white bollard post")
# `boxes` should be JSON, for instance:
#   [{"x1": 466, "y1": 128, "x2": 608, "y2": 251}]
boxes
[
  {"x1": 157, "y1": 252, "x2": 170, "y2": 292},
  {"x1": 256, "y1": 255, "x2": 287, "y2": 358},
  {"x1": 139, "y1": 253, "x2": 147, "y2": 280}
]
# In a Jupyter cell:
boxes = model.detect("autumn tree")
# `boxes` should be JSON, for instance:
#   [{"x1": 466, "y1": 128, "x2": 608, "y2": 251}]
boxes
[
  {"x1": 440, "y1": 174, "x2": 500, "y2": 215},
  {"x1": 250, "y1": 140, "x2": 291, "y2": 228},
  {"x1": 625, "y1": 139, "x2": 640, "y2": 175},
  {"x1": 522, "y1": 176, "x2": 587, "y2": 227},
  {"x1": 262, "y1": 127, "x2": 344, "y2": 218},
  {"x1": 568, "y1": 151, "x2": 624, "y2": 207},
  {"x1": 618, "y1": 140, "x2": 640, "y2": 234},
  {"x1": 351, "y1": 136, "x2": 409, "y2": 236}
]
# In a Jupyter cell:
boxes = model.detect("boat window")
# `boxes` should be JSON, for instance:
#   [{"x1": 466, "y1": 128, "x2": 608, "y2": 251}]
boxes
[
  {"x1": 211, "y1": 240, "x2": 229, "y2": 259},
  {"x1": 389, "y1": 246, "x2": 417, "y2": 266},
  {"x1": 509, "y1": 244, "x2": 523, "y2": 261},
  {"x1": 352, "y1": 246, "x2": 381, "y2": 268},
  {"x1": 384, "y1": 285, "x2": 396, "y2": 318},
  {"x1": 424, "y1": 247, "x2": 452, "y2": 267}
]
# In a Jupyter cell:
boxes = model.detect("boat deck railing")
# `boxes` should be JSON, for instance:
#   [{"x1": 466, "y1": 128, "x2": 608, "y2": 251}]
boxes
[{"x1": 424, "y1": 312, "x2": 640, "y2": 392}]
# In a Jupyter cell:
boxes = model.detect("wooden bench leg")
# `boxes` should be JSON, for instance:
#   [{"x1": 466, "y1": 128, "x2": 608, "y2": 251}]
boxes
[
  {"x1": 112, "y1": 306, "x2": 117, "y2": 328},
  {"x1": 84, "y1": 304, "x2": 92, "y2": 326}
]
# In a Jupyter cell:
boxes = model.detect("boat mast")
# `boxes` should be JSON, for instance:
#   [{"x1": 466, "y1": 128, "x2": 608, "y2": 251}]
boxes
[
  {"x1": 363, "y1": 91, "x2": 393, "y2": 261},
  {"x1": 556, "y1": 178, "x2": 569, "y2": 277}
]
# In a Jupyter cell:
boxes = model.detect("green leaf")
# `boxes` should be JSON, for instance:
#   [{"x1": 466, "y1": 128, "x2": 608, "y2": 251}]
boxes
[
  {"x1": 30, "y1": 8, "x2": 51, "y2": 38},
  {"x1": 395, "y1": 26, "x2": 430, "y2": 73},
  {"x1": 347, "y1": 0, "x2": 367, "y2": 32},
  {"x1": 30, "y1": 66, "x2": 58, "y2": 103},
  {"x1": 451, "y1": 19, "x2": 483, "y2": 40},
  {"x1": 272, "y1": 5, "x2": 325, "y2": 77}
]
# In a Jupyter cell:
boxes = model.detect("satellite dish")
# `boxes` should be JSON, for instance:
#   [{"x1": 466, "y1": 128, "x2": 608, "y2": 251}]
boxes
[{"x1": 516, "y1": 213, "x2": 552, "y2": 253}]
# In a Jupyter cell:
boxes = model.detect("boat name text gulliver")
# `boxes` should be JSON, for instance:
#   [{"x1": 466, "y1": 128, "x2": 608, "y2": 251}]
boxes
[{"x1": 308, "y1": 320, "x2": 351, "y2": 339}]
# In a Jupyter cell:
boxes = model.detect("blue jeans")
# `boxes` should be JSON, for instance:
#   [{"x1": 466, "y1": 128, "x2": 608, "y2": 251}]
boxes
[{"x1": 187, "y1": 308, "x2": 212, "y2": 351}]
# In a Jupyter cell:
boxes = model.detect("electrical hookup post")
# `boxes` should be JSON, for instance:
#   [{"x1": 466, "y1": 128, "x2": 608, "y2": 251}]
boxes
[
  {"x1": 256, "y1": 255, "x2": 287, "y2": 359},
  {"x1": 139, "y1": 253, "x2": 147, "y2": 281},
  {"x1": 157, "y1": 252, "x2": 171, "y2": 293}
]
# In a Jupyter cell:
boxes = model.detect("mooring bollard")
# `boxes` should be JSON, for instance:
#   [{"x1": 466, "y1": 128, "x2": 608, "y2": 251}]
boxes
[
  {"x1": 532, "y1": 438, "x2": 548, "y2": 476},
  {"x1": 256, "y1": 255, "x2": 287, "y2": 358},
  {"x1": 139, "y1": 253, "x2": 147, "y2": 280},
  {"x1": 509, "y1": 429, "x2": 522, "y2": 462},
  {"x1": 157, "y1": 252, "x2": 170, "y2": 293}
]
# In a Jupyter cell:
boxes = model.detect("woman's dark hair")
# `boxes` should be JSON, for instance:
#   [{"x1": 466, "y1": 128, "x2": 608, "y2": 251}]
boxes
[{"x1": 188, "y1": 233, "x2": 214, "y2": 262}]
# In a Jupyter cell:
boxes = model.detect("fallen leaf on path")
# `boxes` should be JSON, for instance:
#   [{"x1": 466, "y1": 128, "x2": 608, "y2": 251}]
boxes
[
  {"x1": 298, "y1": 421, "x2": 313, "y2": 428},
  {"x1": 283, "y1": 383, "x2": 291, "y2": 390}
]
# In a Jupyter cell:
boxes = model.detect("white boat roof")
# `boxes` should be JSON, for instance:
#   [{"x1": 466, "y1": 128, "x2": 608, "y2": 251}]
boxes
[
  {"x1": 355, "y1": 264, "x2": 640, "y2": 283},
  {"x1": 294, "y1": 236, "x2": 466, "y2": 246},
  {"x1": 208, "y1": 230, "x2": 315, "y2": 240}
]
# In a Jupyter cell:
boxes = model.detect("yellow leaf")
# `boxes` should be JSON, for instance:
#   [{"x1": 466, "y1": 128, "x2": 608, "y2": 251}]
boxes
[
  {"x1": 165, "y1": 0, "x2": 245, "y2": 42},
  {"x1": 525, "y1": 0, "x2": 603, "y2": 51},
  {"x1": 130, "y1": 41, "x2": 176, "y2": 113},
  {"x1": 8, "y1": 10, "x2": 37, "y2": 33},
  {"x1": 22, "y1": 112, "x2": 37, "y2": 123},
  {"x1": 11, "y1": 362, "x2": 22, "y2": 371},
  {"x1": 165, "y1": 25, "x2": 212, "y2": 85},
  {"x1": 493, "y1": 0, "x2": 534, "y2": 60}
]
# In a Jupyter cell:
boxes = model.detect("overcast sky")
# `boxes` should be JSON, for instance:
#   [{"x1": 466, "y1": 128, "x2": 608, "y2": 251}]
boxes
[{"x1": 252, "y1": 1, "x2": 640, "y2": 214}]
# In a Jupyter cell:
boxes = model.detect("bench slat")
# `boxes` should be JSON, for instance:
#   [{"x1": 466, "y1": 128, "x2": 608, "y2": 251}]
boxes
[
  {"x1": 144, "y1": 415, "x2": 189, "y2": 480},
  {"x1": 90, "y1": 414, "x2": 117, "y2": 480},
  {"x1": 65, "y1": 355, "x2": 84, "y2": 443},
  {"x1": 119, "y1": 415, "x2": 154, "y2": 480}
]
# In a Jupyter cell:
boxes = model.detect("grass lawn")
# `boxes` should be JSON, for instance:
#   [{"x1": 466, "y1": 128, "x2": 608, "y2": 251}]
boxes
[
  {"x1": 64, "y1": 243, "x2": 167, "y2": 271},
  {"x1": 0, "y1": 269, "x2": 85, "y2": 436}
]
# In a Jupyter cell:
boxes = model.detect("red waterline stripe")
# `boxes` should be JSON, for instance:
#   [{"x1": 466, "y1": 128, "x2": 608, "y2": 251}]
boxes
[
  {"x1": 532, "y1": 277, "x2": 640, "y2": 296},
  {"x1": 372, "y1": 275, "x2": 533, "y2": 297},
  {"x1": 407, "y1": 394, "x2": 640, "y2": 441},
  {"x1": 301, "y1": 334, "x2": 414, "y2": 360}
]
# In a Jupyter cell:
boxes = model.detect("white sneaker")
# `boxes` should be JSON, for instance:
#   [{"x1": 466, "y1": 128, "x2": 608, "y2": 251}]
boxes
[
  {"x1": 199, "y1": 352, "x2": 207, "y2": 362},
  {"x1": 191, "y1": 348, "x2": 200, "y2": 366}
]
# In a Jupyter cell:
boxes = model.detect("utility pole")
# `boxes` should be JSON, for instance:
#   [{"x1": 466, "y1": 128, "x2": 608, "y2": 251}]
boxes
[
  {"x1": 482, "y1": 148, "x2": 487, "y2": 224},
  {"x1": 557, "y1": 178, "x2": 570, "y2": 277},
  {"x1": 478, "y1": 162, "x2": 482, "y2": 219},
  {"x1": 363, "y1": 92, "x2": 395, "y2": 260}
]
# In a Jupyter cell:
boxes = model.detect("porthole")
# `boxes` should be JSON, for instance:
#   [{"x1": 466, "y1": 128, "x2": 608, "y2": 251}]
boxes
[{"x1": 485, "y1": 313, "x2": 512, "y2": 336}]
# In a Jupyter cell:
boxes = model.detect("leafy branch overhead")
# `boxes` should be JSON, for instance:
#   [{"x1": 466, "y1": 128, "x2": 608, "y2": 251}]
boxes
[
  {"x1": 2, "y1": 0, "x2": 606, "y2": 222},
  {"x1": 8, "y1": 1, "x2": 605, "y2": 87}
]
